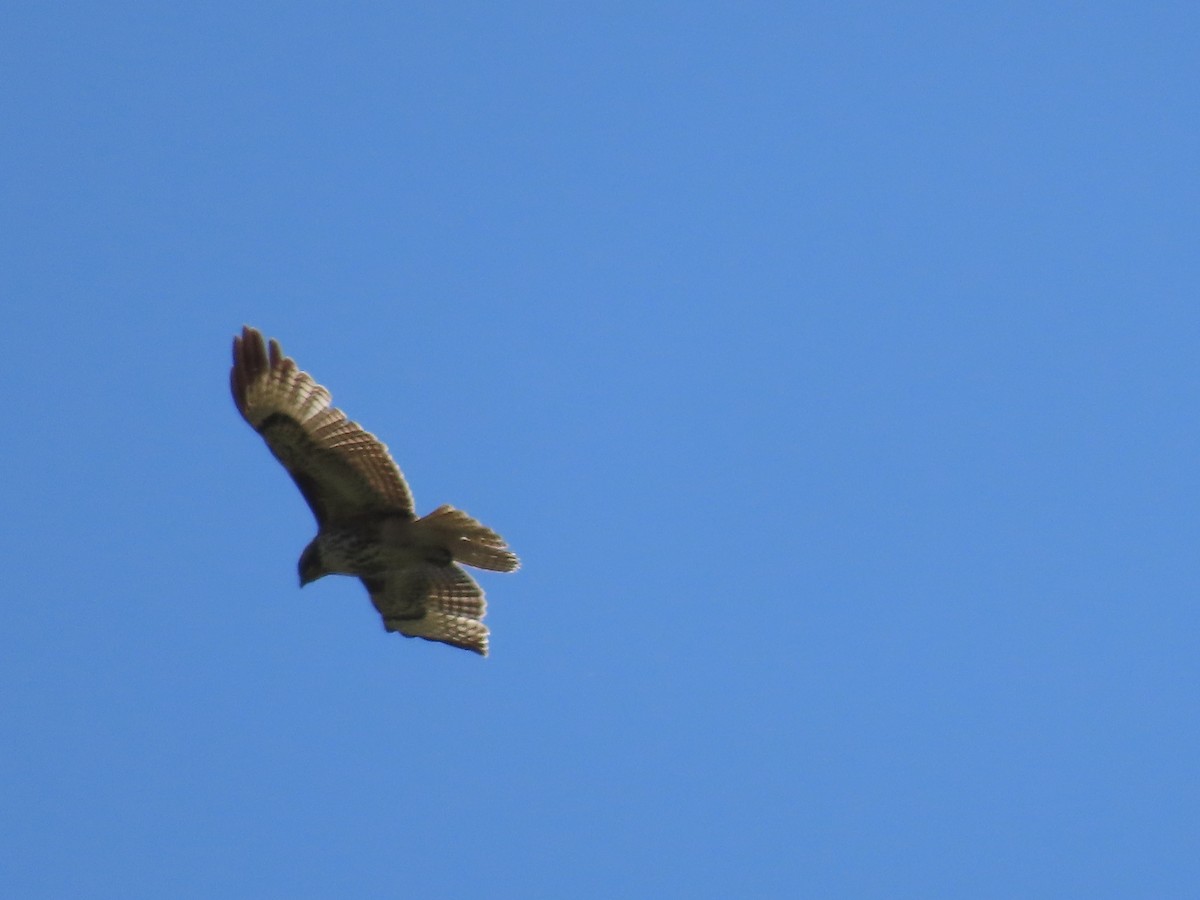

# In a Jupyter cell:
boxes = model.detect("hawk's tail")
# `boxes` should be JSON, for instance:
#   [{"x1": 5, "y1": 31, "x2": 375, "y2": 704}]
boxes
[{"x1": 419, "y1": 505, "x2": 520, "y2": 573}]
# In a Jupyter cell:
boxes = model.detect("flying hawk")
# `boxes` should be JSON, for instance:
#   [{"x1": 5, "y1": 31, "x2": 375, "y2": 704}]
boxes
[{"x1": 230, "y1": 326, "x2": 518, "y2": 655}]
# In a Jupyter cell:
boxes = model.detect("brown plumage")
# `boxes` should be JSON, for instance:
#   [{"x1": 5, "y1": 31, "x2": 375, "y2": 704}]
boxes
[{"x1": 230, "y1": 326, "x2": 518, "y2": 655}]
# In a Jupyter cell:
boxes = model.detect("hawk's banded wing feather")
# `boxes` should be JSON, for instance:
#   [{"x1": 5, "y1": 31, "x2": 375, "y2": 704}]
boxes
[
  {"x1": 362, "y1": 563, "x2": 489, "y2": 655},
  {"x1": 231, "y1": 326, "x2": 414, "y2": 525}
]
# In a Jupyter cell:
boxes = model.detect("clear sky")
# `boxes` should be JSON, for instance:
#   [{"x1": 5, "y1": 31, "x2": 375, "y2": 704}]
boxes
[{"x1": 2, "y1": 3, "x2": 1197, "y2": 897}]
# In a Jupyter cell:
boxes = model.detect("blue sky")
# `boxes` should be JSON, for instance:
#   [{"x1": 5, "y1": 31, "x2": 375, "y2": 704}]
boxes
[{"x1": 2, "y1": 3, "x2": 1197, "y2": 897}]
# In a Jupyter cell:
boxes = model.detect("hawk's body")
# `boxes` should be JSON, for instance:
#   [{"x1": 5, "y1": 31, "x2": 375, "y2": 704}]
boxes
[{"x1": 230, "y1": 326, "x2": 517, "y2": 655}]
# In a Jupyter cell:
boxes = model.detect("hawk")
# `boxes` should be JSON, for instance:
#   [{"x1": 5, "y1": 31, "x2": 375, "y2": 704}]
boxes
[{"x1": 230, "y1": 326, "x2": 518, "y2": 655}]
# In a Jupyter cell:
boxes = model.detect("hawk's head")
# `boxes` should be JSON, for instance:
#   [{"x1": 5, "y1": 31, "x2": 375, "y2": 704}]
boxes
[{"x1": 298, "y1": 540, "x2": 326, "y2": 587}]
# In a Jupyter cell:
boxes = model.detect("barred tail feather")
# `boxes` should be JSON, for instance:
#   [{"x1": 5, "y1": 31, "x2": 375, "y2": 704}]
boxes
[{"x1": 419, "y1": 504, "x2": 520, "y2": 572}]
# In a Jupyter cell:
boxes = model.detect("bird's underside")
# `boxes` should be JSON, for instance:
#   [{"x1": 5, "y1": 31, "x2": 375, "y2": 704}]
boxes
[{"x1": 230, "y1": 325, "x2": 518, "y2": 655}]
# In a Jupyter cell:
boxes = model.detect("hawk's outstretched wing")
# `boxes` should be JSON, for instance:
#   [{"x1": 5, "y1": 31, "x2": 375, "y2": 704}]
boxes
[
  {"x1": 362, "y1": 564, "x2": 490, "y2": 655},
  {"x1": 231, "y1": 326, "x2": 414, "y2": 525}
]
